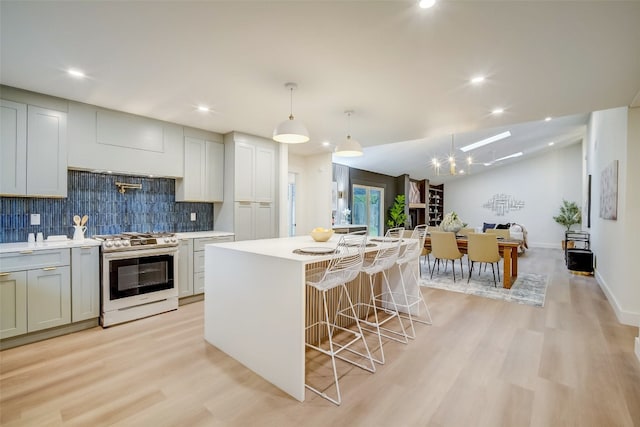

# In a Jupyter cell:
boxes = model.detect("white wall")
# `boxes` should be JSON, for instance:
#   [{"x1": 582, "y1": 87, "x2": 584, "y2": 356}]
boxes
[
  {"x1": 288, "y1": 152, "x2": 333, "y2": 235},
  {"x1": 586, "y1": 106, "x2": 640, "y2": 329},
  {"x1": 444, "y1": 143, "x2": 583, "y2": 247}
]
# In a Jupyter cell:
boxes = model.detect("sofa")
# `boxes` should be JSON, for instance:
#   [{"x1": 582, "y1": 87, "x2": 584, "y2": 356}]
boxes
[{"x1": 476, "y1": 222, "x2": 528, "y2": 254}]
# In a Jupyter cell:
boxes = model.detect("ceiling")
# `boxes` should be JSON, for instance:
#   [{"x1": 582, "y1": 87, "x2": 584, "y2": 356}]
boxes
[{"x1": 2, "y1": 1, "x2": 639, "y2": 181}]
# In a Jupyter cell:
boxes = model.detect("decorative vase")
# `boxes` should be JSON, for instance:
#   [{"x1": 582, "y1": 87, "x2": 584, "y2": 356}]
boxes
[{"x1": 442, "y1": 224, "x2": 462, "y2": 233}]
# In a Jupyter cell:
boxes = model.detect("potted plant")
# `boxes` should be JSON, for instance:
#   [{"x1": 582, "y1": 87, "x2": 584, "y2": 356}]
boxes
[
  {"x1": 553, "y1": 200, "x2": 581, "y2": 248},
  {"x1": 441, "y1": 211, "x2": 464, "y2": 233},
  {"x1": 387, "y1": 195, "x2": 408, "y2": 228}
]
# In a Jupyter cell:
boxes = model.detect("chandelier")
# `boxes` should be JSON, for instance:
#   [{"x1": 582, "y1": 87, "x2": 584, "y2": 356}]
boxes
[{"x1": 430, "y1": 134, "x2": 473, "y2": 176}]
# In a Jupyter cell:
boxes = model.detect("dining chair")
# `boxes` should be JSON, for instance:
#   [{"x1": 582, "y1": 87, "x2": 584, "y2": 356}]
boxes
[
  {"x1": 395, "y1": 225, "x2": 432, "y2": 339},
  {"x1": 304, "y1": 231, "x2": 375, "y2": 405},
  {"x1": 340, "y1": 227, "x2": 407, "y2": 365},
  {"x1": 429, "y1": 230, "x2": 464, "y2": 282},
  {"x1": 467, "y1": 232, "x2": 501, "y2": 286}
]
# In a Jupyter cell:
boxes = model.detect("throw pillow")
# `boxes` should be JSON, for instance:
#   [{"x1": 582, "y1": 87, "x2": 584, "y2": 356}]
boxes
[
  {"x1": 483, "y1": 222, "x2": 496, "y2": 232},
  {"x1": 496, "y1": 223, "x2": 511, "y2": 229}
]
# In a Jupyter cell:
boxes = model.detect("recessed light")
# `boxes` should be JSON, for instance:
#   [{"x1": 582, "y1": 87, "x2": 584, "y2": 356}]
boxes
[
  {"x1": 418, "y1": 0, "x2": 436, "y2": 9},
  {"x1": 491, "y1": 108, "x2": 504, "y2": 115},
  {"x1": 548, "y1": 142, "x2": 555, "y2": 146},
  {"x1": 107, "y1": 171, "x2": 113, "y2": 174},
  {"x1": 322, "y1": 141, "x2": 330, "y2": 147},
  {"x1": 545, "y1": 117, "x2": 552, "y2": 122},
  {"x1": 197, "y1": 106, "x2": 210, "y2": 112},
  {"x1": 67, "y1": 68, "x2": 85, "y2": 78},
  {"x1": 470, "y1": 76, "x2": 485, "y2": 84},
  {"x1": 459, "y1": 170, "x2": 465, "y2": 174}
]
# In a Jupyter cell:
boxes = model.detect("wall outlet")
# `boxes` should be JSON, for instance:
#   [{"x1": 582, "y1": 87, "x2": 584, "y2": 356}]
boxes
[
  {"x1": 190, "y1": 212, "x2": 196, "y2": 221},
  {"x1": 30, "y1": 214, "x2": 41, "y2": 225}
]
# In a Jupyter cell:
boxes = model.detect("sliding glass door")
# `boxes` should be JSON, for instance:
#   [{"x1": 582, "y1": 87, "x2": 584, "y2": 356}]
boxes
[{"x1": 352, "y1": 184, "x2": 384, "y2": 236}]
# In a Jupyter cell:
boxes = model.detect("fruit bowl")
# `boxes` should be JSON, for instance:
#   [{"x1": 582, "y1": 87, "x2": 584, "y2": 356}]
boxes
[{"x1": 310, "y1": 228, "x2": 334, "y2": 242}]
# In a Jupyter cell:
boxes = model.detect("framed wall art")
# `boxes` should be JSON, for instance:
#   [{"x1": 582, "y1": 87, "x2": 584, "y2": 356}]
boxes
[{"x1": 599, "y1": 160, "x2": 618, "y2": 220}]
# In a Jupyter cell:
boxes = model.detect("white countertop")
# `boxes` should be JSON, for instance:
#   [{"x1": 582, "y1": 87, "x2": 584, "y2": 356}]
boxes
[
  {"x1": 205, "y1": 235, "x2": 402, "y2": 263},
  {"x1": 0, "y1": 238, "x2": 101, "y2": 254},
  {"x1": 333, "y1": 224, "x2": 367, "y2": 229},
  {"x1": 175, "y1": 231, "x2": 235, "y2": 239}
]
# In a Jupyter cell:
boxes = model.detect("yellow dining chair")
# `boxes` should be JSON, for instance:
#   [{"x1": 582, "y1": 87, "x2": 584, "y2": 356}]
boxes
[
  {"x1": 429, "y1": 231, "x2": 464, "y2": 282},
  {"x1": 467, "y1": 232, "x2": 501, "y2": 286}
]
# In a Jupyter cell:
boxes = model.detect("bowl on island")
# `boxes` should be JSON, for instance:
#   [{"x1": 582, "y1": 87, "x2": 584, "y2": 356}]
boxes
[{"x1": 310, "y1": 228, "x2": 334, "y2": 242}]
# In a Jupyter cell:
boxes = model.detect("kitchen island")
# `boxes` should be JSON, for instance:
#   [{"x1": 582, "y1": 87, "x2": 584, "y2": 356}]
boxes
[{"x1": 204, "y1": 235, "x2": 416, "y2": 401}]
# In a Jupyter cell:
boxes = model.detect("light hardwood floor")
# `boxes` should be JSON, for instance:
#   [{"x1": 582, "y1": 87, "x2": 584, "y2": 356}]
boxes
[{"x1": 1, "y1": 248, "x2": 639, "y2": 426}]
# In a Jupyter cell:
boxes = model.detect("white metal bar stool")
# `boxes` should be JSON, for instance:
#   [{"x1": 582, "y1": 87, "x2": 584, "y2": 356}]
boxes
[
  {"x1": 305, "y1": 231, "x2": 375, "y2": 406},
  {"x1": 341, "y1": 227, "x2": 408, "y2": 365},
  {"x1": 395, "y1": 225, "x2": 432, "y2": 339}
]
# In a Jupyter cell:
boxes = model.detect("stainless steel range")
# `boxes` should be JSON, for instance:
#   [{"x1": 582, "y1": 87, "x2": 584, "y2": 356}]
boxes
[{"x1": 94, "y1": 232, "x2": 179, "y2": 327}]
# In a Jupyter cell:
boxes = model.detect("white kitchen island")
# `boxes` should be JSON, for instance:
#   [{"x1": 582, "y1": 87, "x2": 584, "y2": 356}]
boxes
[{"x1": 203, "y1": 235, "x2": 417, "y2": 401}]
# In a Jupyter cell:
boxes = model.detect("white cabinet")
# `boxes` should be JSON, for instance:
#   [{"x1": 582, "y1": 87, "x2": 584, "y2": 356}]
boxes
[
  {"x1": 176, "y1": 137, "x2": 224, "y2": 202},
  {"x1": 0, "y1": 248, "x2": 73, "y2": 338},
  {"x1": 0, "y1": 271, "x2": 27, "y2": 339},
  {"x1": 71, "y1": 246, "x2": 100, "y2": 322},
  {"x1": 234, "y1": 201, "x2": 275, "y2": 241},
  {"x1": 178, "y1": 238, "x2": 194, "y2": 297},
  {"x1": 178, "y1": 235, "x2": 234, "y2": 298},
  {"x1": 216, "y1": 133, "x2": 277, "y2": 241},
  {"x1": 234, "y1": 142, "x2": 274, "y2": 202},
  {"x1": 0, "y1": 99, "x2": 27, "y2": 195},
  {"x1": 27, "y1": 266, "x2": 71, "y2": 332},
  {"x1": 0, "y1": 101, "x2": 67, "y2": 197}
]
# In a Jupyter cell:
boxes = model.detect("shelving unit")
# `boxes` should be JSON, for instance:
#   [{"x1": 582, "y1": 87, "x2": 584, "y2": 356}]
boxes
[
  {"x1": 408, "y1": 178, "x2": 427, "y2": 228},
  {"x1": 428, "y1": 183, "x2": 444, "y2": 226}
]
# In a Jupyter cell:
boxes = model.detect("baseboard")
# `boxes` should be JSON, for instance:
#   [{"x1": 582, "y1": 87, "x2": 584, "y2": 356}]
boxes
[
  {"x1": 635, "y1": 337, "x2": 640, "y2": 364},
  {"x1": 0, "y1": 318, "x2": 99, "y2": 350},
  {"x1": 595, "y1": 270, "x2": 640, "y2": 327}
]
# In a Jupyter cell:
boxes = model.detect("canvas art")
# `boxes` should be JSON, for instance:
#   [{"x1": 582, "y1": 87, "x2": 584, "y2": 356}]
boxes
[{"x1": 599, "y1": 160, "x2": 618, "y2": 220}]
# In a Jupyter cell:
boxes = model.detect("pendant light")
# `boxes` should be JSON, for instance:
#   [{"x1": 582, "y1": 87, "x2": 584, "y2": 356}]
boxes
[
  {"x1": 334, "y1": 110, "x2": 363, "y2": 157},
  {"x1": 273, "y1": 82, "x2": 309, "y2": 144}
]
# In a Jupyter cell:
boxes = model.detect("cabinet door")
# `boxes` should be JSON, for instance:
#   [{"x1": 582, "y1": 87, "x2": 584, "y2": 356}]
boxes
[
  {"x1": 193, "y1": 252, "x2": 206, "y2": 294},
  {"x1": 178, "y1": 239, "x2": 194, "y2": 297},
  {"x1": 234, "y1": 142, "x2": 255, "y2": 201},
  {"x1": 71, "y1": 246, "x2": 99, "y2": 322},
  {"x1": 234, "y1": 201, "x2": 255, "y2": 241},
  {"x1": 255, "y1": 147, "x2": 274, "y2": 202},
  {"x1": 255, "y1": 202, "x2": 274, "y2": 240},
  {"x1": 27, "y1": 105, "x2": 67, "y2": 197},
  {"x1": 206, "y1": 140, "x2": 224, "y2": 202},
  {"x1": 0, "y1": 271, "x2": 27, "y2": 339},
  {"x1": 177, "y1": 136, "x2": 207, "y2": 201},
  {"x1": 27, "y1": 266, "x2": 71, "y2": 332},
  {"x1": 0, "y1": 100, "x2": 27, "y2": 195}
]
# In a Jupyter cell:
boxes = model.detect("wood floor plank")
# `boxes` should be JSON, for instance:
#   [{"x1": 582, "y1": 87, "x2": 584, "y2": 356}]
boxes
[{"x1": 1, "y1": 248, "x2": 639, "y2": 426}]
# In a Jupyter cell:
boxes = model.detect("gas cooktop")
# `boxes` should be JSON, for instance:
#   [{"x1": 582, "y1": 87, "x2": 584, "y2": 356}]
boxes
[{"x1": 93, "y1": 232, "x2": 178, "y2": 251}]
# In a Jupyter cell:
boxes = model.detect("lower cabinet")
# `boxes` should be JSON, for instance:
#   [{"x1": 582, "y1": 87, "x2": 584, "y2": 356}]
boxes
[
  {"x1": 27, "y1": 266, "x2": 71, "y2": 332},
  {"x1": 178, "y1": 235, "x2": 234, "y2": 298},
  {"x1": 234, "y1": 201, "x2": 274, "y2": 241},
  {"x1": 178, "y1": 238, "x2": 194, "y2": 297},
  {"x1": 71, "y1": 246, "x2": 100, "y2": 322},
  {"x1": 0, "y1": 271, "x2": 27, "y2": 339},
  {"x1": 0, "y1": 246, "x2": 100, "y2": 341}
]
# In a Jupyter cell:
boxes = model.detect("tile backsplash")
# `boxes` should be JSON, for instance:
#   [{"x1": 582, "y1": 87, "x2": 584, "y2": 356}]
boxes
[{"x1": 0, "y1": 170, "x2": 214, "y2": 243}]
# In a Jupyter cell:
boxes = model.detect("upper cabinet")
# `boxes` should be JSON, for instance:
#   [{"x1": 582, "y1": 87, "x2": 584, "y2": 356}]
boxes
[
  {"x1": 234, "y1": 141, "x2": 274, "y2": 202},
  {"x1": 175, "y1": 136, "x2": 224, "y2": 202},
  {"x1": 67, "y1": 102, "x2": 185, "y2": 178},
  {"x1": 0, "y1": 99, "x2": 67, "y2": 197}
]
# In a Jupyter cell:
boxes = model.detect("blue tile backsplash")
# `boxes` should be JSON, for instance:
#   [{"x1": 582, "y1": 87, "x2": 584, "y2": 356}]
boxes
[{"x1": 0, "y1": 170, "x2": 214, "y2": 243}]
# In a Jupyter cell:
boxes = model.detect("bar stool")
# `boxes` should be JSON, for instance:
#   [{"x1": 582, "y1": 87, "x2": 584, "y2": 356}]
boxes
[
  {"x1": 395, "y1": 225, "x2": 432, "y2": 339},
  {"x1": 342, "y1": 227, "x2": 408, "y2": 365},
  {"x1": 305, "y1": 231, "x2": 375, "y2": 406}
]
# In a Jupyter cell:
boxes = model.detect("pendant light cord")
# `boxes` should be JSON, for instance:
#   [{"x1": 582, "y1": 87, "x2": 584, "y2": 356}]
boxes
[{"x1": 289, "y1": 87, "x2": 294, "y2": 120}]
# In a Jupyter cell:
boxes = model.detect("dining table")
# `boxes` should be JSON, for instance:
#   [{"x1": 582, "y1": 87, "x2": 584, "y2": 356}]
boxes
[{"x1": 424, "y1": 234, "x2": 520, "y2": 288}]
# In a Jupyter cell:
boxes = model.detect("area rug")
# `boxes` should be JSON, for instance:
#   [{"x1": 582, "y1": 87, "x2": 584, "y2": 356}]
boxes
[{"x1": 419, "y1": 263, "x2": 548, "y2": 307}]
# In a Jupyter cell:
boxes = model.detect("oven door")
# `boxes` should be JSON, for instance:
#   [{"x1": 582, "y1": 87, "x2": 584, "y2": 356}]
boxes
[{"x1": 102, "y1": 247, "x2": 178, "y2": 311}]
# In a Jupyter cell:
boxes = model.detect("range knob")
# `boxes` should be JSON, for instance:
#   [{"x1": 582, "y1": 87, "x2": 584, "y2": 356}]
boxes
[
  {"x1": 170, "y1": 237, "x2": 177, "y2": 243},
  {"x1": 114, "y1": 240, "x2": 122, "y2": 247},
  {"x1": 122, "y1": 240, "x2": 130, "y2": 247},
  {"x1": 104, "y1": 241, "x2": 113, "y2": 248}
]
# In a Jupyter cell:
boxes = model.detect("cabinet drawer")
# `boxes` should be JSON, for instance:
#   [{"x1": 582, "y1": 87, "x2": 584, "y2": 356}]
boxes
[
  {"x1": 194, "y1": 251, "x2": 205, "y2": 273},
  {"x1": 194, "y1": 236, "x2": 234, "y2": 251},
  {"x1": 0, "y1": 249, "x2": 70, "y2": 273}
]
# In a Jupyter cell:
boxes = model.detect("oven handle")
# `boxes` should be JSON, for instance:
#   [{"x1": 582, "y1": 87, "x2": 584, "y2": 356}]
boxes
[{"x1": 102, "y1": 247, "x2": 178, "y2": 261}]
